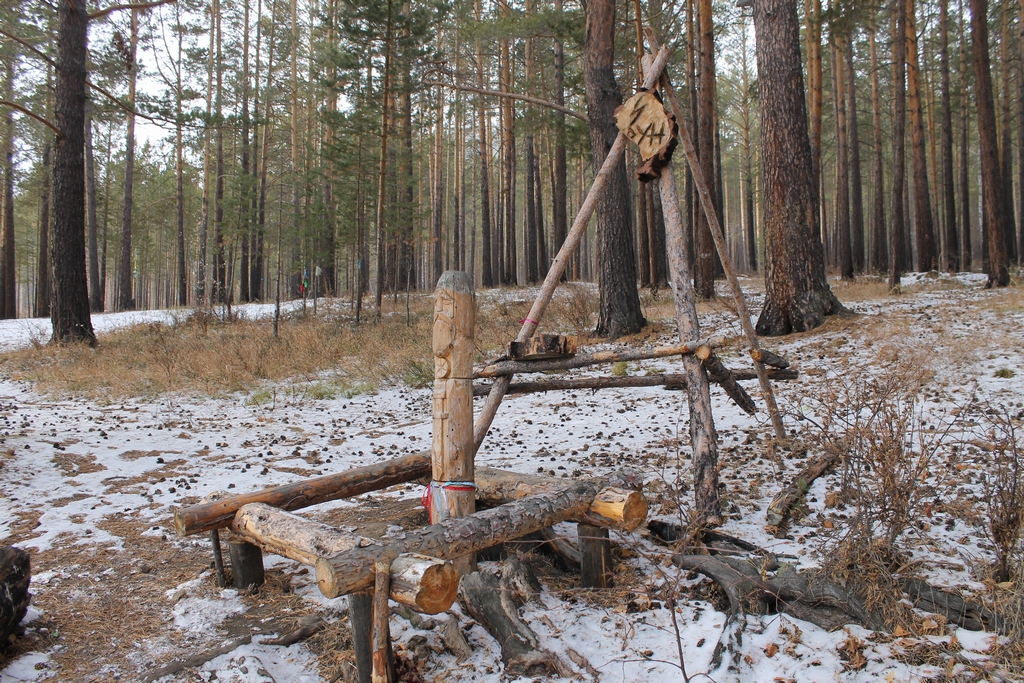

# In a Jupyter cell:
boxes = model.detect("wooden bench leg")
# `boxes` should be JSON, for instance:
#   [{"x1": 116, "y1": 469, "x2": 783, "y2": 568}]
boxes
[
  {"x1": 578, "y1": 523, "x2": 612, "y2": 589},
  {"x1": 228, "y1": 539, "x2": 264, "y2": 591}
]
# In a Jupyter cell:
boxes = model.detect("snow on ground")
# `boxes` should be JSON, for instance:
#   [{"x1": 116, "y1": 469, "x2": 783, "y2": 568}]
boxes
[{"x1": 1, "y1": 273, "x2": 1022, "y2": 682}]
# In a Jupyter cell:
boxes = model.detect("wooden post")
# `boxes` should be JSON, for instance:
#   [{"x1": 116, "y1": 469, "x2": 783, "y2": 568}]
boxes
[
  {"x1": 371, "y1": 560, "x2": 396, "y2": 683},
  {"x1": 210, "y1": 529, "x2": 227, "y2": 588},
  {"x1": 431, "y1": 271, "x2": 476, "y2": 574},
  {"x1": 578, "y1": 524, "x2": 613, "y2": 589},
  {"x1": 228, "y1": 539, "x2": 264, "y2": 591},
  {"x1": 349, "y1": 592, "x2": 374, "y2": 683}
]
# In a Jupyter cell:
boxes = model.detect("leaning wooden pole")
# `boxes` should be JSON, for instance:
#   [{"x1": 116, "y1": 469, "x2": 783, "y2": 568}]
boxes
[
  {"x1": 472, "y1": 46, "x2": 673, "y2": 453},
  {"x1": 430, "y1": 271, "x2": 476, "y2": 574},
  {"x1": 645, "y1": 28, "x2": 787, "y2": 440}
]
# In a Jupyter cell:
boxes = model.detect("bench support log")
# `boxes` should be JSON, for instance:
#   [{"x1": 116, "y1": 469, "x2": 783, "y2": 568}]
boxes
[
  {"x1": 228, "y1": 539, "x2": 265, "y2": 591},
  {"x1": 316, "y1": 482, "x2": 646, "y2": 598},
  {"x1": 578, "y1": 524, "x2": 613, "y2": 589}
]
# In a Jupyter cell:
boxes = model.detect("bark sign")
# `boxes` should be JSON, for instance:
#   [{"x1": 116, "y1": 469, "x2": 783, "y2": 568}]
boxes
[
  {"x1": 51, "y1": 0, "x2": 95, "y2": 344},
  {"x1": 753, "y1": 0, "x2": 844, "y2": 337},
  {"x1": 584, "y1": 0, "x2": 644, "y2": 338}
]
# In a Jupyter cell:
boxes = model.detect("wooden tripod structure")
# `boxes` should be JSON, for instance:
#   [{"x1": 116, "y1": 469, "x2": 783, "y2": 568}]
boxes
[{"x1": 170, "y1": 37, "x2": 797, "y2": 682}]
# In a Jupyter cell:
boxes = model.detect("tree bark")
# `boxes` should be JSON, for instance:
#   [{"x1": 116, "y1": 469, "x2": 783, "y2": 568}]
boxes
[
  {"x1": 970, "y1": 0, "x2": 1010, "y2": 286},
  {"x1": 552, "y1": 0, "x2": 567, "y2": 279},
  {"x1": 694, "y1": 0, "x2": 718, "y2": 299},
  {"x1": 867, "y1": 17, "x2": 888, "y2": 273},
  {"x1": 845, "y1": 37, "x2": 865, "y2": 273},
  {"x1": 889, "y1": 0, "x2": 908, "y2": 289},
  {"x1": 906, "y1": 0, "x2": 938, "y2": 272},
  {"x1": 998, "y1": 6, "x2": 1017, "y2": 264},
  {"x1": 753, "y1": 0, "x2": 845, "y2": 336},
  {"x1": 831, "y1": 36, "x2": 853, "y2": 280},
  {"x1": 0, "y1": 546, "x2": 30, "y2": 646},
  {"x1": 116, "y1": 10, "x2": 138, "y2": 311},
  {"x1": 35, "y1": 141, "x2": 51, "y2": 318},
  {"x1": 1, "y1": 59, "x2": 16, "y2": 320},
  {"x1": 959, "y1": 0, "x2": 972, "y2": 270},
  {"x1": 373, "y1": 0, "x2": 394, "y2": 319},
  {"x1": 50, "y1": 0, "x2": 95, "y2": 344},
  {"x1": 584, "y1": 0, "x2": 643, "y2": 338},
  {"x1": 938, "y1": 0, "x2": 959, "y2": 271}
]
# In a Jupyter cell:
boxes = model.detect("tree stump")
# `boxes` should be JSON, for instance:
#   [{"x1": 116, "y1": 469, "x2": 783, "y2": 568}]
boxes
[{"x1": 0, "y1": 546, "x2": 30, "y2": 647}]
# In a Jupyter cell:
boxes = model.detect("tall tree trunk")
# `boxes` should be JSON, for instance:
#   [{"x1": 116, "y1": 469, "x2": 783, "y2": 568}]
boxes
[
  {"x1": 889, "y1": 0, "x2": 908, "y2": 288},
  {"x1": 939, "y1": 0, "x2": 959, "y2": 271},
  {"x1": 998, "y1": 4, "x2": 1017, "y2": 263},
  {"x1": 432, "y1": 85, "x2": 444, "y2": 287},
  {"x1": 498, "y1": 9, "x2": 516, "y2": 286},
  {"x1": 214, "y1": 0, "x2": 227, "y2": 303},
  {"x1": 51, "y1": 0, "x2": 95, "y2": 343},
  {"x1": 753, "y1": 0, "x2": 844, "y2": 336},
  {"x1": 906, "y1": 0, "x2": 937, "y2": 271},
  {"x1": 254, "y1": 0, "x2": 277, "y2": 303},
  {"x1": 85, "y1": 104, "x2": 102, "y2": 311},
  {"x1": 198, "y1": 0, "x2": 215, "y2": 306},
  {"x1": 740, "y1": 13, "x2": 757, "y2": 272},
  {"x1": 832, "y1": 35, "x2": 853, "y2": 280},
  {"x1": 1, "y1": 58, "x2": 16, "y2": 320},
  {"x1": 846, "y1": 36, "x2": 865, "y2": 273},
  {"x1": 238, "y1": 0, "x2": 252, "y2": 303},
  {"x1": 35, "y1": 141, "x2": 51, "y2": 318},
  {"x1": 694, "y1": 0, "x2": 718, "y2": 299},
  {"x1": 476, "y1": 0, "x2": 494, "y2": 288},
  {"x1": 959, "y1": 0, "x2": 972, "y2": 270},
  {"x1": 969, "y1": 0, "x2": 1010, "y2": 285},
  {"x1": 1018, "y1": 0, "x2": 1024, "y2": 263},
  {"x1": 552, "y1": 0, "x2": 567, "y2": 277},
  {"x1": 116, "y1": 10, "x2": 138, "y2": 311},
  {"x1": 373, "y1": 0, "x2": 394, "y2": 320},
  {"x1": 584, "y1": 0, "x2": 644, "y2": 338},
  {"x1": 175, "y1": 2, "x2": 187, "y2": 305},
  {"x1": 805, "y1": 0, "x2": 824, "y2": 223}
]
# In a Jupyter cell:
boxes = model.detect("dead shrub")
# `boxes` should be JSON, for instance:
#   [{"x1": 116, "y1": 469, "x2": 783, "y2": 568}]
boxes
[
  {"x1": 801, "y1": 350, "x2": 954, "y2": 620},
  {"x1": 977, "y1": 406, "x2": 1024, "y2": 582}
]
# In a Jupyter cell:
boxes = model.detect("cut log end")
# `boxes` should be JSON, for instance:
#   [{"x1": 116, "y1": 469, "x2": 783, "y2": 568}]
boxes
[
  {"x1": 588, "y1": 488, "x2": 648, "y2": 532},
  {"x1": 390, "y1": 554, "x2": 460, "y2": 615}
]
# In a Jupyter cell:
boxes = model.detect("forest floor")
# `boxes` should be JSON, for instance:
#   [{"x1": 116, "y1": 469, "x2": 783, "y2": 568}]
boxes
[{"x1": 0, "y1": 272, "x2": 1022, "y2": 682}]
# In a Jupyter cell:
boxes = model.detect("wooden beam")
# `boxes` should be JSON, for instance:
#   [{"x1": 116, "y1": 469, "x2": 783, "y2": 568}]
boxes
[
  {"x1": 173, "y1": 452, "x2": 431, "y2": 536},
  {"x1": 315, "y1": 482, "x2": 637, "y2": 598},
  {"x1": 474, "y1": 337, "x2": 722, "y2": 379}
]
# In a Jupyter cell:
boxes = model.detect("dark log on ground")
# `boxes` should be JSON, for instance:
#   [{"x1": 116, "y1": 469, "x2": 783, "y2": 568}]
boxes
[
  {"x1": 474, "y1": 337, "x2": 723, "y2": 379},
  {"x1": 765, "y1": 450, "x2": 842, "y2": 534},
  {"x1": 473, "y1": 367, "x2": 799, "y2": 397},
  {"x1": 261, "y1": 616, "x2": 326, "y2": 646},
  {"x1": 695, "y1": 346, "x2": 757, "y2": 414},
  {"x1": 508, "y1": 334, "x2": 578, "y2": 360},
  {"x1": 316, "y1": 482, "x2": 627, "y2": 598},
  {"x1": 539, "y1": 527, "x2": 582, "y2": 566},
  {"x1": 460, "y1": 564, "x2": 571, "y2": 678},
  {"x1": 141, "y1": 634, "x2": 255, "y2": 683},
  {"x1": 174, "y1": 452, "x2": 431, "y2": 536},
  {"x1": 900, "y1": 577, "x2": 1008, "y2": 634},
  {"x1": 750, "y1": 347, "x2": 791, "y2": 369},
  {"x1": 673, "y1": 554, "x2": 886, "y2": 631},
  {"x1": 0, "y1": 546, "x2": 30, "y2": 647},
  {"x1": 648, "y1": 520, "x2": 770, "y2": 560}
]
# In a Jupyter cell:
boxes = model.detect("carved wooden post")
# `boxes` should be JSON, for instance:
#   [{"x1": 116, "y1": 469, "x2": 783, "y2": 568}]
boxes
[
  {"x1": 431, "y1": 271, "x2": 476, "y2": 574},
  {"x1": 228, "y1": 539, "x2": 265, "y2": 591}
]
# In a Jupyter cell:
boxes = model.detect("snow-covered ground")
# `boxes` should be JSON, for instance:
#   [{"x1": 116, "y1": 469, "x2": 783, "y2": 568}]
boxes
[{"x1": 1, "y1": 273, "x2": 1021, "y2": 682}]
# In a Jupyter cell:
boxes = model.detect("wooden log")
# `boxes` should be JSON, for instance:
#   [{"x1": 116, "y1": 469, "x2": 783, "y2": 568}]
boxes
[
  {"x1": 471, "y1": 46, "x2": 675, "y2": 453},
  {"x1": 350, "y1": 592, "x2": 374, "y2": 683},
  {"x1": 655, "y1": 134, "x2": 722, "y2": 527},
  {"x1": 210, "y1": 529, "x2": 227, "y2": 588},
  {"x1": 474, "y1": 468, "x2": 648, "y2": 532},
  {"x1": 508, "y1": 334, "x2": 578, "y2": 360},
  {"x1": 261, "y1": 616, "x2": 326, "y2": 646},
  {"x1": 750, "y1": 347, "x2": 791, "y2": 369},
  {"x1": 431, "y1": 271, "x2": 476, "y2": 574},
  {"x1": 173, "y1": 451, "x2": 431, "y2": 537},
  {"x1": 764, "y1": 451, "x2": 841, "y2": 534},
  {"x1": 645, "y1": 27, "x2": 787, "y2": 440},
  {"x1": 900, "y1": 577, "x2": 1008, "y2": 634},
  {"x1": 316, "y1": 482, "x2": 605, "y2": 598},
  {"x1": 578, "y1": 524, "x2": 613, "y2": 589},
  {"x1": 473, "y1": 367, "x2": 799, "y2": 397},
  {"x1": 371, "y1": 560, "x2": 395, "y2": 683},
  {"x1": 231, "y1": 504, "x2": 459, "y2": 613},
  {"x1": 228, "y1": 539, "x2": 265, "y2": 591},
  {"x1": 0, "y1": 545, "x2": 30, "y2": 647},
  {"x1": 474, "y1": 336, "x2": 723, "y2": 379},
  {"x1": 539, "y1": 527, "x2": 582, "y2": 566},
  {"x1": 695, "y1": 346, "x2": 757, "y2": 414}
]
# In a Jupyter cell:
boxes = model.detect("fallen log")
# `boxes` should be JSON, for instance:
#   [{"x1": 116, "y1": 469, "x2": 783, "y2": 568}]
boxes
[
  {"x1": 765, "y1": 451, "x2": 842, "y2": 534},
  {"x1": 900, "y1": 577, "x2": 1008, "y2": 635},
  {"x1": 174, "y1": 451, "x2": 431, "y2": 537},
  {"x1": 474, "y1": 468, "x2": 647, "y2": 532},
  {"x1": 315, "y1": 482, "x2": 638, "y2": 598},
  {"x1": 460, "y1": 565, "x2": 570, "y2": 678},
  {"x1": 472, "y1": 367, "x2": 800, "y2": 397},
  {"x1": 695, "y1": 346, "x2": 756, "y2": 414},
  {"x1": 261, "y1": 616, "x2": 326, "y2": 646},
  {"x1": 0, "y1": 545, "x2": 30, "y2": 647},
  {"x1": 232, "y1": 504, "x2": 458, "y2": 614},
  {"x1": 474, "y1": 337, "x2": 724, "y2": 379}
]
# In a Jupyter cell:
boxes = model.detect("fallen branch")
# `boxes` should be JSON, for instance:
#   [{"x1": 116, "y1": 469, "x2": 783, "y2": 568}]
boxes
[
  {"x1": 140, "y1": 634, "x2": 254, "y2": 683},
  {"x1": 900, "y1": 577, "x2": 1008, "y2": 634},
  {"x1": 261, "y1": 617, "x2": 326, "y2": 646},
  {"x1": 764, "y1": 450, "x2": 842, "y2": 534},
  {"x1": 695, "y1": 346, "x2": 756, "y2": 414}
]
